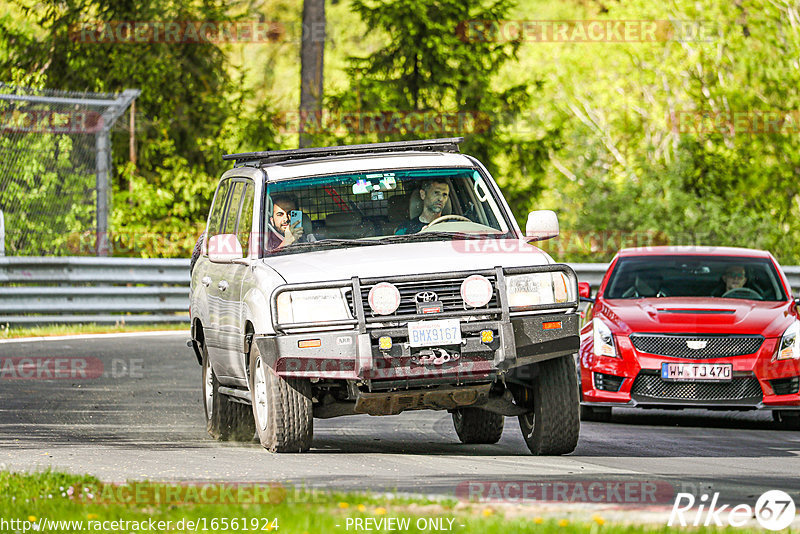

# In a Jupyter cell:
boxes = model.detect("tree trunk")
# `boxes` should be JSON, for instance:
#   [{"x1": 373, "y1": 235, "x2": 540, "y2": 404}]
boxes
[{"x1": 299, "y1": 0, "x2": 325, "y2": 148}]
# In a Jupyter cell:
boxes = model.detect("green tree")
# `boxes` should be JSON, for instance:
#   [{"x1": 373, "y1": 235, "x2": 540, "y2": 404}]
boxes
[
  {"x1": 534, "y1": 0, "x2": 800, "y2": 263},
  {"x1": 0, "y1": 0, "x2": 279, "y2": 256},
  {"x1": 317, "y1": 0, "x2": 560, "y2": 220}
]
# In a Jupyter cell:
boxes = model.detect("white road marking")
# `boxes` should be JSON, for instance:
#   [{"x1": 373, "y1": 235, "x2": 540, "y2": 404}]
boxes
[{"x1": 0, "y1": 330, "x2": 188, "y2": 344}]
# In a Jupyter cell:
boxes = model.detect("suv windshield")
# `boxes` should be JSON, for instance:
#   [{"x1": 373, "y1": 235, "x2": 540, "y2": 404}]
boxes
[
  {"x1": 262, "y1": 167, "x2": 512, "y2": 255},
  {"x1": 604, "y1": 255, "x2": 787, "y2": 301}
]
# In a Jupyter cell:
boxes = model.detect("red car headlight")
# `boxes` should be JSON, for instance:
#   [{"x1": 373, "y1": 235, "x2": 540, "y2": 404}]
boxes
[
  {"x1": 776, "y1": 321, "x2": 800, "y2": 360},
  {"x1": 593, "y1": 317, "x2": 618, "y2": 358}
]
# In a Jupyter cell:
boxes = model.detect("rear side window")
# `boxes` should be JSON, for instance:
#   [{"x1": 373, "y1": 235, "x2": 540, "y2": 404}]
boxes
[
  {"x1": 207, "y1": 180, "x2": 231, "y2": 237},
  {"x1": 238, "y1": 183, "x2": 255, "y2": 255},
  {"x1": 222, "y1": 181, "x2": 246, "y2": 235}
]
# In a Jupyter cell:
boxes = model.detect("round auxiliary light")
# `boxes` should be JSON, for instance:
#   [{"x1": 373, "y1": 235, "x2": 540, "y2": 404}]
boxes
[
  {"x1": 461, "y1": 275, "x2": 493, "y2": 308},
  {"x1": 368, "y1": 282, "x2": 401, "y2": 315}
]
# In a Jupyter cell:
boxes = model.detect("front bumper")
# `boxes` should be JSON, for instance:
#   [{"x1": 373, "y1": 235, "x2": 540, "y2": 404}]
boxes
[
  {"x1": 256, "y1": 312, "x2": 579, "y2": 387},
  {"x1": 581, "y1": 334, "x2": 800, "y2": 410},
  {"x1": 257, "y1": 265, "x2": 580, "y2": 388}
]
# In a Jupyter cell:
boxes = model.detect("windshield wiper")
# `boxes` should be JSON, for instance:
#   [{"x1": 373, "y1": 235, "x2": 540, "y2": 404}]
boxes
[
  {"x1": 307, "y1": 238, "x2": 383, "y2": 246},
  {"x1": 378, "y1": 231, "x2": 506, "y2": 243}
]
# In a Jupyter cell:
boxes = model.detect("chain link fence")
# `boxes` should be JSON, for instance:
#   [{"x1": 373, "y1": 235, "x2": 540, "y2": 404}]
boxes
[{"x1": 0, "y1": 84, "x2": 138, "y2": 256}]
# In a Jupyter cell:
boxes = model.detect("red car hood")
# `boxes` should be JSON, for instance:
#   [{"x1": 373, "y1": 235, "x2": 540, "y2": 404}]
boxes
[{"x1": 598, "y1": 297, "x2": 795, "y2": 338}]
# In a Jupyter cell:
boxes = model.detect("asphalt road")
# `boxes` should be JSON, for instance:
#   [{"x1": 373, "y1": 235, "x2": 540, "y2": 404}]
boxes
[{"x1": 1, "y1": 332, "x2": 799, "y2": 509}]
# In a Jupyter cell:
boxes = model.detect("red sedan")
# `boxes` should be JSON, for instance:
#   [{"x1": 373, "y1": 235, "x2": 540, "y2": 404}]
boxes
[{"x1": 578, "y1": 246, "x2": 800, "y2": 428}]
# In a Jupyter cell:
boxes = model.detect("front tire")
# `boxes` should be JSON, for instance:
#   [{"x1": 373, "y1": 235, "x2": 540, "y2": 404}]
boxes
[
  {"x1": 452, "y1": 408, "x2": 504, "y2": 444},
  {"x1": 202, "y1": 346, "x2": 220, "y2": 439},
  {"x1": 773, "y1": 410, "x2": 800, "y2": 430},
  {"x1": 516, "y1": 355, "x2": 580, "y2": 455},
  {"x1": 249, "y1": 343, "x2": 313, "y2": 452},
  {"x1": 201, "y1": 344, "x2": 255, "y2": 442}
]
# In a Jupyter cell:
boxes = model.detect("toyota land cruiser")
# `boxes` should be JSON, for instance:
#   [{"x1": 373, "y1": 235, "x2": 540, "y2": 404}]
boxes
[{"x1": 189, "y1": 137, "x2": 581, "y2": 454}]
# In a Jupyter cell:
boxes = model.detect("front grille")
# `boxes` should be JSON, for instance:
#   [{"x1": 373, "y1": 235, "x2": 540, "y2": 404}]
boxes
[
  {"x1": 770, "y1": 376, "x2": 800, "y2": 396},
  {"x1": 631, "y1": 372, "x2": 763, "y2": 401},
  {"x1": 630, "y1": 334, "x2": 764, "y2": 359},
  {"x1": 354, "y1": 275, "x2": 499, "y2": 319}
]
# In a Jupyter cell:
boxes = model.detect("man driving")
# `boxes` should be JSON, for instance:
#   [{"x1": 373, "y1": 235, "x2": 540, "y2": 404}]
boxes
[
  {"x1": 722, "y1": 265, "x2": 747, "y2": 292},
  {"x1": 711, "y1": 264, "x2": 749, "y2": 297},
  {"x1": 394, "y1": 180, "x2": 449, "y2": 235},
  {"x1": 267, "y1": 194, "x2": 303, "y2": 250}
]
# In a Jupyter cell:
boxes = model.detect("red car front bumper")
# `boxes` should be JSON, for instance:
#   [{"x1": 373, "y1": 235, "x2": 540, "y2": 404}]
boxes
[{"x1": 581, "y1": 334, "x2": 800, "y2": 409}]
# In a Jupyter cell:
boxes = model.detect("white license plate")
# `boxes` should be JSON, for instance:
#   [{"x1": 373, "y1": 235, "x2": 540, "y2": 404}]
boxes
[
  {"x1": 661, "y1": 362, "x2": 732, "y2": 382},
  {"x1": 408, "y1": 319, "x2": 462, "y2": 348}
]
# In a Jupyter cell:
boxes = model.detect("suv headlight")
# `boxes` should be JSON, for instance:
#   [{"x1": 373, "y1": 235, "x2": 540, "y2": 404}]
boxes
[
  {"x1": 506, "y1": 272, "x2": 573, "y2": 310},
  {"x1": 593, "y1": 318, "x2": 618, "y2": 358},
  {"x1": 777, "y1": 321, "x2": 800, "y2": 360},
  {"x1": 276, "y1": 288, "x2": 352, "y2": 324}
]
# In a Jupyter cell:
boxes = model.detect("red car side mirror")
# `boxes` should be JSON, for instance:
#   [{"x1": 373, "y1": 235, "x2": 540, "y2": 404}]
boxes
[{"x1": 578, "y1": 282, "x2": 592, "y2": 300}]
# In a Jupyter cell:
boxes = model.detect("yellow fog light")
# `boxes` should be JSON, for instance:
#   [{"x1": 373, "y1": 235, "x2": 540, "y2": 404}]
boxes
[
  {"x1": 480, "y1": 330, "x2": 494, "y2": 343},
  {"x1": 378, "y1": 336, "x2": 393, "y2": 350}
]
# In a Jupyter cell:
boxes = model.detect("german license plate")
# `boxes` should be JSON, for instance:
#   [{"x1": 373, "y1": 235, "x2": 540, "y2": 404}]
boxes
[
  {"x1": 408, "y1": 319, "x2": 462, "y2": 348},
  {"x1": 661, "y1": 362, "x2": 732, "y2": 382}
]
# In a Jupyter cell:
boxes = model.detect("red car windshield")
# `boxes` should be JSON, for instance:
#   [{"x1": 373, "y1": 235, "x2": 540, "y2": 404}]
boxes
[{"x1": 604, "y1": 255, "x2": 787, "y2": 301}]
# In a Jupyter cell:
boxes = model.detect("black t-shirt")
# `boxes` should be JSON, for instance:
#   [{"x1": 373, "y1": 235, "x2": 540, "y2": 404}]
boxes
[
  {"x1": 394, "y1": 217, "x2": 427, "y2": 235},
  {"x1": 266, "y1": 225, "x2": 285, "y2": 251}
]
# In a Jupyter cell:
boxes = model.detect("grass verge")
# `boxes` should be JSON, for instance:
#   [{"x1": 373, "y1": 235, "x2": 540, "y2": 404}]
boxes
[
  {"x1": 0, "y1": 323, "x2": 189, "y2": 340},
  {"x1": 0, "y1": 471, "x2": 769, "y2": 533}
]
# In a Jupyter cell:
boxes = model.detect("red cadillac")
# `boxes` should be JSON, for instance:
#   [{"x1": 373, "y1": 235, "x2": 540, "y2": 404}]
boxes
[{"x1": 578, "y1": 246, "x2": 800, "y2": 428}]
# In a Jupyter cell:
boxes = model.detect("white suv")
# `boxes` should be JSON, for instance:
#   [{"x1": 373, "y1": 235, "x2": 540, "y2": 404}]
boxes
[{"x1": 189, "y1": 138, "x2": 581, "y2": 454}]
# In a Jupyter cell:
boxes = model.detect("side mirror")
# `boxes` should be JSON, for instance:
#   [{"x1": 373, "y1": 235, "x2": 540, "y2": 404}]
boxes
[
  {"x1": 525, "y1": 210, "x2": 559, "y2": 241},
  {"x1": 578, "y1": 282, "x2": 592, "y2": 299},
  {"x1": 207, "y1": 233, "x2": 243, "y2": 263}
]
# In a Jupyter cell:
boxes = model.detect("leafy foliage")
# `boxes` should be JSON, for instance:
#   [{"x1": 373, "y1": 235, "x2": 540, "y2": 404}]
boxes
[
  {"x1": 315, "y1": 0, "x2": 559, "y2": 218},
  {"x1": 0, "y1": 0, "x2": 279, "y2": 256},
  {"x1": 3, "y1": 0, "x2": 800, "y2": 266},
  {"x1": 535, "y1": 0, "x2": 800, "y2": 263}
]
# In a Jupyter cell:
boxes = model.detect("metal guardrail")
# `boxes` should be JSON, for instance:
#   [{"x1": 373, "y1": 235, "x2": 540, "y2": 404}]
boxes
[
  {"x1": 0, "y1": 258, "x2": 797, "y2": 326},
  {"x1": 0, "y1": 257, "x2": 189, "y2": 325}
]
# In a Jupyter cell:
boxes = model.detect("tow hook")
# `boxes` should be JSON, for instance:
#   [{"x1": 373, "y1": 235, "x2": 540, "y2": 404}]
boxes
[{"x1": 411, "y1": 348, "x2": 460, "y2": 366}]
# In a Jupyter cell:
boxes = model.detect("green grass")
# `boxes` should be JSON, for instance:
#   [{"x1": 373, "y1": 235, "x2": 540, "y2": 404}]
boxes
[
  {"x1": 0, "y1": 323, "x2": 189, "y2": 340},
  {"x1": 0, "y1": 471, "x2": 770, "y2": 533}
]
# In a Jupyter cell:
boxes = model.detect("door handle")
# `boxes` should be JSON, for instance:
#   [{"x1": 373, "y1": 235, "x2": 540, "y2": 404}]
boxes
[
  {"x1": 218, "y1": 280, "x2": 229, "y2": 291},
  {"x1": 201, "y1": 276, "x2": 211, "y2": 287}
]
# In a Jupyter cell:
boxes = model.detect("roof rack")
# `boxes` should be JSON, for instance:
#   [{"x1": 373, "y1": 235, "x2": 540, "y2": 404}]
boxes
[{"x1": 222, "y1": 137, "x2": 464, "y2": 165}]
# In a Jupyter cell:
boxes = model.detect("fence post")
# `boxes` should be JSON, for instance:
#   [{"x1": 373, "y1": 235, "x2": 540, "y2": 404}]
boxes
[
  {"x1": 0, "y1": 209, "x2": 4, "y2": 256},
  {"x1": 95, "y1": 89, "x2": 140, "y2": 257},
  {"x1": 95, "y1": 130, "x2": 110, "y2": 256}
]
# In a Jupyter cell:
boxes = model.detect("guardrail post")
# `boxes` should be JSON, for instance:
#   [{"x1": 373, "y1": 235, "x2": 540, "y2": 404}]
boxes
[{"x1": 0, "y1": 209, "x2": 4, "y2": 256}]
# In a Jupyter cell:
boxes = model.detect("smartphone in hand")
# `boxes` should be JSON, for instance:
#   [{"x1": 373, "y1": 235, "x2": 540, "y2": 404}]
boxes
[{"x1": 289, "y1": 210, "x2": 303, "y2": 228}]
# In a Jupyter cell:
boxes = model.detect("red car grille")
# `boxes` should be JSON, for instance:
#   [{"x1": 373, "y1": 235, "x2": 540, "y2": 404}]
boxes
[
  {"x1": 631, "y1": 372, "x2": 763, "y2": 402},
  {"x1": 629, "y1": 334, "x2": 764, "y2": 359}
]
